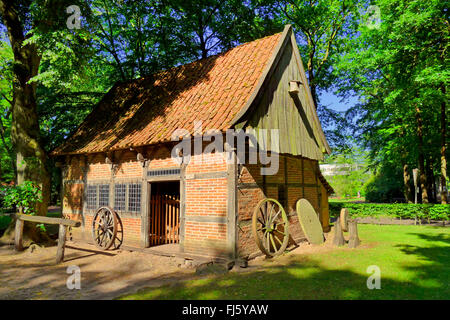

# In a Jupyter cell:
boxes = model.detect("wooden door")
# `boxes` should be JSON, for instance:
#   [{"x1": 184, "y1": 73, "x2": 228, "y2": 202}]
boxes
[{"x1": 149, "y1": 193, "x2": 180, "y2": 246}]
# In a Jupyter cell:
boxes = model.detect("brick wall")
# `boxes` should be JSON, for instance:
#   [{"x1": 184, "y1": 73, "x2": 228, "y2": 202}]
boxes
[
  {"x1": 62, "y1": 150, "x2": 145, "y2": 247},
  {"x1": 61, "y1": 147, "x2": 329, "y2": 260},
  {"x1": 62, "y1": 145, "x2": 230, "y2": 258},
  {"x1": 183, "y1": 149, "x2": 229, "y2": 257}
]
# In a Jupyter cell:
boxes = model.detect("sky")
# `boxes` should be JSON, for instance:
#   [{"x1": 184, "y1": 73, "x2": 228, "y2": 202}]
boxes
[{"x1": 319, "y1": 90, "x2": 359, "y2": 113}]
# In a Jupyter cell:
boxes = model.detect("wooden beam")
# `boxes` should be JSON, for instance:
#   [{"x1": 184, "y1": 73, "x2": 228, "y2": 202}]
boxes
[
  {"x1": 141, "y1": 182, "x2": 150, "y2": 248},
  {"x1": 179, "y1": 164, "x2": 187, "y2": 252},
  {"x1": 237, "y1": 182, "x2": 319, "y2": 189},
  {"x1": 289, "y1": 81, "x2": 301, "y2": 94},
  {"x1": 226, "y1": 143, "x2": 238, "y2": 260},
  {"x1": 141, "y1": 166, "x2": 150, "y2": 248},
  {"x1": 16, "y1": 214, "x2": 81, "y2": 227},
  {"x1": 284, "y1": 157, "x2": 288, "y2": 210}
]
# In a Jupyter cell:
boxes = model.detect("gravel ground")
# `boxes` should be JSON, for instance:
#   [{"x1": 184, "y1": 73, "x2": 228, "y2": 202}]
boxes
[{"x1": 0, "y1": 242, "x2": 196, "y2": 300}]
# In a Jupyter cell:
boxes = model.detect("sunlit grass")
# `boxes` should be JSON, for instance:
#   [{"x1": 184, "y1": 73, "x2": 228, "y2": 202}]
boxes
[{"x1": 119, "y1": 224, "x2": 449, "y2": 300}]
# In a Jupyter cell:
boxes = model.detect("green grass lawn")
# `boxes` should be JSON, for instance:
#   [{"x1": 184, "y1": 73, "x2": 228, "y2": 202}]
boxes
[{"x1": 119, "y1": 224, "x2": 449, "y2": 300}]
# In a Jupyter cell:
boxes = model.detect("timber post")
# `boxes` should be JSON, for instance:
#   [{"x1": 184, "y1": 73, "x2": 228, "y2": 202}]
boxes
[
  {"x1": 14, "y1": 214, "x2": 80, "y2": 263},
  {"x1": 332, "y1": 216, "x2": 345, "y2": 247},
  {"x1": 348, "y1": 219, "x2": 360, "y2": 248},
  {"x1": 56, "y1": 224, "x2": 67, "y2": 263},
  {"x1": 14, "y1": 218, "x2": 24, "y2": 251}
]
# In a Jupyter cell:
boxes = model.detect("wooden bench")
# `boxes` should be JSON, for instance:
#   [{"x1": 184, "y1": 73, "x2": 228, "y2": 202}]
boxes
[{"x1": 14, "y1": 214, "x2": 81, "y2": 264}]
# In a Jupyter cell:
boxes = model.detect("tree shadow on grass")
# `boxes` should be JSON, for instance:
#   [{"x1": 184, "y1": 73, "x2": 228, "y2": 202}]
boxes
[
  {"x1": 392, "y1": 231, "x2": 450, "y2": 299},
  {"x1": 117, "y1": 228, "x2": 450, "y2": 300},
  {"x1": 118, "y1": 252, "x2": 449, "y2": 300}
]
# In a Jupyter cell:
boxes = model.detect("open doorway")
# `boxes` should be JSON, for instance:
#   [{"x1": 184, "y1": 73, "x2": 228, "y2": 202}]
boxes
[{"x1": 149, "y1": 181, "x2": 180, "y2": 247}]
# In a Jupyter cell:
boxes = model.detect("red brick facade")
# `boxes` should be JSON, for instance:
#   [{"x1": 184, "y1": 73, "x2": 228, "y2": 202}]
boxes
[
  {"x1": 62, "y1": 146, "x2": 231, "y2": 256},
  {"x1": 62, "y1": 144, "x2": 330, "y2": 261}
]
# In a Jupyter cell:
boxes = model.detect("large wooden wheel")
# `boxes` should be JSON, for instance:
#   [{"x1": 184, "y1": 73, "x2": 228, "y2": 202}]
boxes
[
  {"x1": 92, "y1": 207, "x2": 118, "y2": 250},
  {"x1": 112, "y1": 211, "x2": 123, "y2": 250},
  {"x1": 252, "y1": 198, "x2": 290, "y2": 257}
]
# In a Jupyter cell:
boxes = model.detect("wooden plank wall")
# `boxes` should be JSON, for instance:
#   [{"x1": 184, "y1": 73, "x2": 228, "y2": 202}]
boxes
[{"x1": 245, "y1": 40, "x2": 324, "y2": 161}]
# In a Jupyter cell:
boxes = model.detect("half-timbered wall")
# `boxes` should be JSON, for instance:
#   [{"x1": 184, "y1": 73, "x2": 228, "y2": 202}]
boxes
[
  {"x1": 61, "y1": 143, "x2": 233, "y2": 258},
  {"x1": 237, "y1": 154, "x2": 329, "y2": 259}
]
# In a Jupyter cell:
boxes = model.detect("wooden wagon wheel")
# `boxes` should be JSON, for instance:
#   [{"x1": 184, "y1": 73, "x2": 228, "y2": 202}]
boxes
[
  {"x1": 112, "y1": 211, "x2": 123, "y2": 250},
  {"x1": 252, "y1": 198, "x2": 290, "y2": 257},
  {"x1": 92, "y1": 207, "x2": 118, "y2": 250}
]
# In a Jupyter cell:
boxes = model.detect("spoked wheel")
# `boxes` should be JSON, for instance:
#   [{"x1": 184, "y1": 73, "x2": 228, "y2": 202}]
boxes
[
  {"x1": 92, "y1": 207, "x2": 118, "y2": 250},
  {"x1": 112, "y1": 212, "x2": 123, "y2": 250},
  {"x1": 252, "y1": 198, "x2": 290, "y2": 257}
]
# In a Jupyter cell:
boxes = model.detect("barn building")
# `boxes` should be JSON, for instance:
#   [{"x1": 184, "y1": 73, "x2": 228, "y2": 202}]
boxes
[{"x1": 52, "y1": 25, "x2": 334, "y2": 261}]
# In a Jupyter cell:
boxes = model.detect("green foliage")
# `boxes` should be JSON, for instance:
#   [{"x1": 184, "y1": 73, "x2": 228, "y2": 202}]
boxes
[
  {"x1": 335, "y1": 0, "x2": 449, "y2": 203},
  {"x1": 1, "y1": 0, "x2": 447, "y2": 210},
  {"x1": 0, "y1": 208, "x2": 11, "y2": 230},
  {"x1": 363, "y1": 163, "x2": 404, "y2": 203},
  {"x1": 0, "y1": 37, "x2": 15, "y2": 183},
  {"x1": 0, "y1": 181, "x2": 43, "y2": 215},
  {"x1": 329, "y1": 201, "x2": 449, "y2": 222},
  {"x1": 322, "y1": 148, "x2": 372, "y2": 198}
]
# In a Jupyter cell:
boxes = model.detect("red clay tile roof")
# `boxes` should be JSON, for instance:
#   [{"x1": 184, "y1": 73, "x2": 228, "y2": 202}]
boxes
[{"x1": 52, "y1": 32, "x2": 283, "y2": 156}]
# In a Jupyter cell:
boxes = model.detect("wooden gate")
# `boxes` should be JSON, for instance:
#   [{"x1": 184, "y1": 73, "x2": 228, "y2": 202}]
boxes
[{"x1": 149, "y1": 193, "x2": 180, "y2": 246}]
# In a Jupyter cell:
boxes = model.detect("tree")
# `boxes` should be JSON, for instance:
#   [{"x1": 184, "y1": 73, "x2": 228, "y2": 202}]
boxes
[
  {"x1": 0, "y1": 0, "x2": 50, "y2": 218},
  {"x1": 270, "y1": 0, "x2": 363, "y2": 108},
  {"x1": 170, "y1": 0, "x2": 279, "y2": 60},
  {"x1": 323, "y1": 148, "x2": 371, "y2": 198},
  {"x1": 336, "y1": 0, "x2": 448, "y2": 203},
  {"x1": 0, "y1": 37, "x2": 16, "y2": 181},
  {"x1": 0, "y1": 0, "x2": 99, "y2": 244},
  {"x1": 255, "y1": 0, "x2": 364, "y2": 152}
]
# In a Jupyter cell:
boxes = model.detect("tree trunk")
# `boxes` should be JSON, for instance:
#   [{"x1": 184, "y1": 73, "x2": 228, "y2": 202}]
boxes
[
  {"x1": 426, "y1": 158, "x2": 435, "y2": 203},
  {"x1": 403, "y1": 164, "x2": 413, "y2": 203},
  {"x1": 415, "y1": 105, "x2": 429, "y2": 203},
  {"x1": 0, "y1": 1, "x2": 50, "y2": 217},
  {"x1": 440, "y1": 84, "x2": 447, "y2": 204},
  {"x1": 307, "y1": 67, "x2": 319, "y2": 109}
]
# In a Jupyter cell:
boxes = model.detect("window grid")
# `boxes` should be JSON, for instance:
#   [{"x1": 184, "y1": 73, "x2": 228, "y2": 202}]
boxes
[
  {"x1": 86, "y1": 185, "x2": 97, "y2": 210},
  {"x1": 147, "y1": 168, "x2": 180, "y2": 177},
  {"x1": 99, "y1": 184, "x2": 110, "y2": 207},
  {"x1": 114, "y1": 184, "x2": 126, "y2": 211},
  {"x1": 128, "y1": 184, "x2": 141, "y2": 213}
]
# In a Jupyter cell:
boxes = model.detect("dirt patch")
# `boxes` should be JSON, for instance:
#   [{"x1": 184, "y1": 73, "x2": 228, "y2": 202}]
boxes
[
  {"x1": 0, "y1": 241, "x2": 197, "y2": 300},
  {"x1": 231, "y1": 228, "x2": 377, "y2": 273}
]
